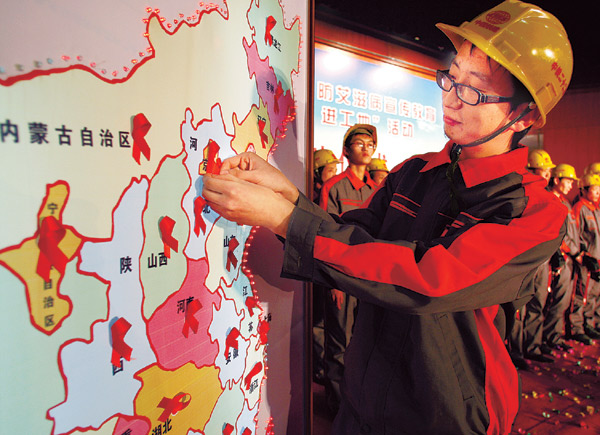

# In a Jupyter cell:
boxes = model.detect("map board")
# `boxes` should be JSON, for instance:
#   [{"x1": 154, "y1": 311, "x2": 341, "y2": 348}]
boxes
[{"x1": 0, "y1": 0, "x2": 310, "y2": 434}]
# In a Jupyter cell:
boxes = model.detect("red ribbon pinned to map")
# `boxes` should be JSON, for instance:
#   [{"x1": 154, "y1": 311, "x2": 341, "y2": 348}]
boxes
[
  {"x1": 194, "y1": 196, "x2": 207, "y2": 236},
  {"x1": 265, "y1": 16, "x2": 276, "y2": 46},
  {"x1": 245, "y1": 296, "x2": 259, "y2": 316},
  {"x1": 182, "y1": 299, "x2": 202, "y2": 338},
  {"x1": 223, "y1": 423, "x2": 234, "y2": 435},
  {"x1": 224, "y1": 327, "x2": 241, "y2": 359},
  {"x1": 204, "y1": 139, "x2": 222, "y2": 175},
  {"x1": 111, "y1": 317, "x2": 133, "y2": 367},
  {"x1": 274, "y1": 81, "x2": 283, "y2": 114},
  {"x1": 244, "y1": 362, "x2": 263, "y2": 390},
  {"x1": 157, "y1": 392, "x2": 191, "y2": 422},
  {"x1": 258, "y1": 320, "x2": 270, "y2": 345},
  {"x1": 258, "y1": 119, "x2": 269, "y2": 148},
  {"x1": 132, "y1": 113, "x2": 151, "y2": 165},
  {"x1": 36, "y1": 216, "x2": 68, "y2": 282},
  {"x1": 159, "y1": 216, "x2": 178, "y2": 258},
  {"x1": 226, "y1": 237, "x2": 240, "y2": 272}
]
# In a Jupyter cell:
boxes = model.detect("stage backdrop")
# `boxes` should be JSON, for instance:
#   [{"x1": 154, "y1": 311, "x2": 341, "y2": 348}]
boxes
[
  {"x1": 0, "y1": 0, "x2": 310, "y2": 434},
  {"x1": 314, "y1": 42, "x2": 446, "y2": 170}
]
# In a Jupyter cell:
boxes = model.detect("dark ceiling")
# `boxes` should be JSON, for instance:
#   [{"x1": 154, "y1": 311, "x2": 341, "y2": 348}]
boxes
[{"x1": 315, "y1": 0, "x2": 599, "y2": 90}]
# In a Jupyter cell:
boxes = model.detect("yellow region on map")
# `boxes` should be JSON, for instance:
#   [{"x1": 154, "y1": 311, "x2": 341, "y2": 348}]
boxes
[
  {"x1": 232, "y1": 99, "x2": 274, "y2": 160},
  {"x1": 0, "y1": 183, "x2": 81, "y2": 334},
  {"x1": 135, "y1": 363, "x2": 223, "y2": 434}
]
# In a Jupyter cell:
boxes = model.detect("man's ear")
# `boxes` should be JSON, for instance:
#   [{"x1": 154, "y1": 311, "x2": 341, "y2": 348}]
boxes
[
  {"x1": 511, "y1": 102, "x2": 540, "y2": 132},
  {"x1": 342, "y1": 146, "x2": 349, "y2": 160}
]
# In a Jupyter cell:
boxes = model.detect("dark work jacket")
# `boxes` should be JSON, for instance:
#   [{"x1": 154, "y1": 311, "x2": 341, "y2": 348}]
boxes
[{"x1": 282, "y1": 142, "x2": 567, "y2": 434}]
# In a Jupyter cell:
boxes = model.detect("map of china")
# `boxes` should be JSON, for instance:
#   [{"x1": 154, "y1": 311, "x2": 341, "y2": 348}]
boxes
[{"x1": 0, "y1": 0, "x2": 301, "y2": 433}]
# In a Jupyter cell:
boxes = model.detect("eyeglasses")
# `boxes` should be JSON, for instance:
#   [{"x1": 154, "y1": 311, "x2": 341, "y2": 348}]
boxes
[
  {"x1": 350, "y1": 141, "x2": 376, "y2": 150},
  {"x1": 436, "y1": 70, "x2": 516, "y2": 106}
]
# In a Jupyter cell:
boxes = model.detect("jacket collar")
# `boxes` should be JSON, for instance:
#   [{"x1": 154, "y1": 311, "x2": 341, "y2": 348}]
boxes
[
  {"x1": 579, "y1": 197, "x2": 598, "y2": 212},
  {"x1": 344, "y1": 166, "x2": 378, "y2": 190},
  {"x1": 420, "y1": 141, "x2": 528, "y2": 188}
]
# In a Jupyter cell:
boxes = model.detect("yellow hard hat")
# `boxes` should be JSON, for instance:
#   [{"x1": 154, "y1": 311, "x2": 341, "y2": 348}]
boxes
[
  {"x1": 580, "y1": 173, "x2": 600, "y2": 188},
  {"x1": 584, "y1": 162, "x2": 600, "y2": 175},
  {"x1": 436, "y1": 0, "x2": 573, "y2": 127},
  {"x1": 553, "y1": 163, "x2": 578, "y2": 180},
  {"x1": 367, "y1": 158, "x2": 389, "y2": 173},
  {"x1": 527, "y1": 149, "x2": 555, "y2": 169},
  {"x1": 314, "y1": 149, "x2": 340, "y2": 171},
  {"x1": 343, "y1": 124, "x2": 377, "y2": 148}
]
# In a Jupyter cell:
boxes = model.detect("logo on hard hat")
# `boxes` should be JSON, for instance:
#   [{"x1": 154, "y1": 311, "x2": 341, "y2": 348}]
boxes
[{"x1": 486, "y1": 11, "x2": 510, "y2": 25}]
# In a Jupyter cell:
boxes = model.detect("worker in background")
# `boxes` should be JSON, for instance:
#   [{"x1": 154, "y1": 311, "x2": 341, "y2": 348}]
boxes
[
  {"x1": 367, "y1": 157, "x2": 390, "y2": 186},
  {"x1": 543, "y1": 164, "x2": 578, "y2": 352},
  {"x1": 312, "y1": 148, "x2": 340, "y2": 385},
  {"x1": 203, "y1": 1, "x2": 572, "y2": 432},
  {"x1": 313, "y1": 149, "x2": 340, "y2": 203},
  {"x1": 569, "y1": 173, "x2": 600, "y2": 344},
  {"x1": 521, "y1": 149, "x2": 556, "y2": 363},
  {"x1": 318, "y1": 124, "x2": 378, "y2": 415}
]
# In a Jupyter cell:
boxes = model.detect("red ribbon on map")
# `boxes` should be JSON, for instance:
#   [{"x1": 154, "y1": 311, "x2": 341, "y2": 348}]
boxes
[
  {"x1": 258, "y1": 119, "x2": 269, "y2": 148},
  {"x1": 258, "y1": 320, "x2": 270, "y2": 345},
  {"x1": 245, "y1": 296, "x2": 260, "y2": 316},
  {"x1": 182, "y1": 299, "x2": 202, "y2": 338},
  {"x1": 205, "y1": 139, "x2": 222, "y2": 174},
  {"x1": 224, "y1": 327, "x2": 241, "y2": 359},
  {"x1": 226, "y1": 237, "x2": 240, "y2": 271},
  {"x1": 223, "y1": 423, "x2": 234, "y2": 435},
  {"x1": 274, "y1": 81, "x2": 283, "y2": 114},
  {"x1": 225, "y1": 237, "x2": 240, "y2": 271},
  {"x1": 132, "y1": 113, "x2": 151, "y2": 165},
  {"x1": 193, "y1": 196, "x2": 207, "y2": 236},
  {"x1": 159, "y1": 216, "x2": 178, "y2": 258},
  {"x1": 265, "y1": 16, "x2": 276, "y2": 46},
  {"x1": 36, "y1": 216, "x2": 68, "y2": 282},
  {"x1": 242, "y1": 428, "x2": 252, "y2": 435},
  {"x1": 157, "y1": 392, "x2": 191, "y2": 422},
  {"x1": 111, "y1": 317, "x2": 133, "y2": 367},
  {"x1": 244, "y1": 362, "x2": 263, "y2": 390}
]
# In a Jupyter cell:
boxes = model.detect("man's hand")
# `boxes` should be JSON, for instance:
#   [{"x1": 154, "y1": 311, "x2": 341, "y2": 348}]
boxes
[
  {"x1": 203, "y1": 172, "x2": 294, "y2": 237},
  {"x1": 220, "y1": 152, "x2": 299, "y2": 204},
  {"x1": 330, "y1": 289, "x2": 345, "y2": 310}
]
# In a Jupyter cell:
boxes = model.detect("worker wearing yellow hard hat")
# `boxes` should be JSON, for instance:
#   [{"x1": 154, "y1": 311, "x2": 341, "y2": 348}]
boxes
[
  {"x1": 367, "y1": 158, "x2": 389, "y2": 186},
  {"x1": 202, "y1": 2, "x2": 574, "y2": 432}
]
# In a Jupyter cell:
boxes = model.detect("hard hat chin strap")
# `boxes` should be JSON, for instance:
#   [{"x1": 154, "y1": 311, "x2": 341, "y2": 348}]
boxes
[{"x1": 458, "y1": 103, "x2": 534, "y2": 148}]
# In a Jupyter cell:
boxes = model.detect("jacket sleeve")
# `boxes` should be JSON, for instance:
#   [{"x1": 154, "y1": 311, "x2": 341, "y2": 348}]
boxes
[{"x1": 282, "y1": 190, "x2": 567, "y2": 315}]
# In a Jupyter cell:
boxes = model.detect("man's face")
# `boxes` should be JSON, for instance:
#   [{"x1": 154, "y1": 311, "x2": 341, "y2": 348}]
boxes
[
  {"x1": 585, "y1": 185, "x2": 600, "y2": 203},
  {"x1": 533, "y1": 167, "x2": 552, "y2": 183},
  {"x1": 370, "y1": 170, "x2": 388, "y2": 186},
  {"x1": 321, "y1": 163, "x2": 337, "y2": 183},
  {"x1": 442, "y1": 42, "x2": 519, "y2": 153},
  {"x1": 555, "y1": 178, "x2": 574, "y2": 196},
  {"x1": 344, "y1": 133, "x2": 375, "y2": 165}
]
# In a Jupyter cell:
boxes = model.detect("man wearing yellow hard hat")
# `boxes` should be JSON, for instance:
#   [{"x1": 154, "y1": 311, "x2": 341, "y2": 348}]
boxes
[
  {"x1": 569, "y1": 173, "x2": 600, "y2": 345},
  {"x1": 520, "y1": 150, "x2": 557, "y2": 363},
  {"x1": 544, "y1": 164, "x2": 579, "y2": 351},
  {"x1": 203, "y1": 1, "x2": 572, "y2": 432},
  {"x1": 367, "y1": 157, "x2": 390, "y2": 186}
]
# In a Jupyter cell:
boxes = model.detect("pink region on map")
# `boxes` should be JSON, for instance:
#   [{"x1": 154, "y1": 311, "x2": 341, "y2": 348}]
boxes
[
  {"x1": 244, "y1": 39, "x2": 295, "y2": 140},
  {"x1": 113, "y1": 415, "x2": 150, "y2": 435},
  {"x1": 147, "y1": 258, "x2": 221, "y2": 370}
]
